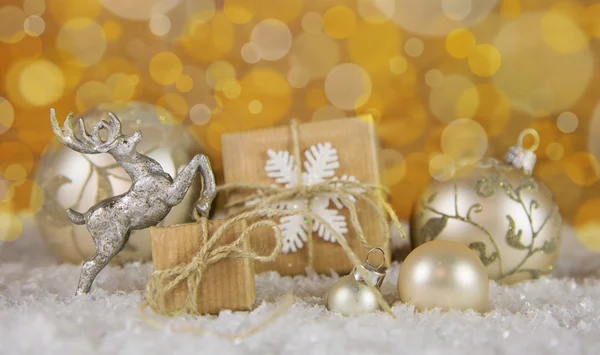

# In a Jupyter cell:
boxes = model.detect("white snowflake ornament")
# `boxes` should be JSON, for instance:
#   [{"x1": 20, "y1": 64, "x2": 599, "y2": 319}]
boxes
[{"x1": 252, "y1": 142, "x2": 359, "y2": 253}]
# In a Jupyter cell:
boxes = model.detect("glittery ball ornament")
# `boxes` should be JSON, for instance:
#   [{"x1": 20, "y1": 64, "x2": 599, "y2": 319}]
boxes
[
  {"x1": 411, "y1": 130, "x2": 562, "y2": 284},
  {"x1": 326, "y1": 248, "x2": 387, "y2": 316},
  {"x1": 35, "y1": 102, "x2": 199, "y2": 264}
]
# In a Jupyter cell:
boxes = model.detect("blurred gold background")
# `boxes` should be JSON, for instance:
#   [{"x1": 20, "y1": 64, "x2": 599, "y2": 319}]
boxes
[{"x1": 1, "y1": 0, "x2": 600, "y2": 250}]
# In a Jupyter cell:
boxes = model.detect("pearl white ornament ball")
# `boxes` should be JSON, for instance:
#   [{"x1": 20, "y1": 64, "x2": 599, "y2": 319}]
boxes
[
  {"x1": 398, "y1": 240, "x2": 489, "y2": 312},
  {"x1": 326, "y1": 274, "x2": 382, "y2": 316}
]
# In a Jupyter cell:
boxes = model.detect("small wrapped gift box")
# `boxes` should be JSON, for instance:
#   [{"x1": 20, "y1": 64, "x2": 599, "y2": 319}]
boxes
[
  {"x1": 221, "y1": 117, "x2": 391, "y2": 276},
  {"x1": 150, "y1": 219, "x2": 255, "y2": 315}
]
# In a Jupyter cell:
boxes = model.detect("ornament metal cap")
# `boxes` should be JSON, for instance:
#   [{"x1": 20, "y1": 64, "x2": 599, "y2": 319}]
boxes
[
  {"x1": 504, "y1": 129, "x2": 540, "y2": 175},
  {"x1": 351, "y1": 247, "x2": 387, "y2": 288}
]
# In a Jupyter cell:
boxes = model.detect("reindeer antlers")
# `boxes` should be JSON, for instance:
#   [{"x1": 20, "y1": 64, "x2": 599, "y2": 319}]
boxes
[{"x1": 50, "y1": 109, "x2": 123, "y2": 154}]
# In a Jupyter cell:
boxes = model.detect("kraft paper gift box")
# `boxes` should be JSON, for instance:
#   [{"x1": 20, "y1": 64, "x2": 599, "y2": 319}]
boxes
[
  {"x1": 221, "y1": 117, "x2": 390, "y2": 276},
  {"x1": 150, "y1": 219, "x2": 255, "y2": 314}
]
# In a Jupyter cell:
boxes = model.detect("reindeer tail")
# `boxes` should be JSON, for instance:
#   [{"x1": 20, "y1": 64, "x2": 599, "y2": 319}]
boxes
[{"x1": 66, "y1": 209, "x2": 86, "y2": 225}]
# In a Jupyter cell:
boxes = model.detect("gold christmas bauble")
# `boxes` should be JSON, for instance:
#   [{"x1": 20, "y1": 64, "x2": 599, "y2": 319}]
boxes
[
  {"x1": 398, "y1": 240, "x2": 489, "y2": 312},
  {"x1": 35, "y1": 102, "x2": 199, "y2": 264},
  {"x1": 411, "y1": 160, "x2": 562, "y2": 284}
]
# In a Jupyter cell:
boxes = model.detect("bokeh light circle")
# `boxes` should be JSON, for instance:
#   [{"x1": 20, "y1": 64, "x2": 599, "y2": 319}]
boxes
[
  {"x1": 325, "y1": 63, "x2": 372, "y2": 110},
  {"x1": 175, "y1": 75, "x2": 194, "y2": 93},
  {"x1": 0, "y1": 98, "x2": 15, "y2": 135},
  {"x1": 347, "y1": 21, "x2": 403, "y2": 73},
  {"x1": 429, "y1": 153, "x2": 456, "y2": 181},
  {"x1": 0, "y1": 142, "x2": 34, "y2": 180},
  {"x1": 541, "y1": 10, "x2": 589, "y2": 54},
  {"x1": 190, "y1": 104, "x2": 211, "y2": 125},
  {"x1": 206, "y1": 61, "x2": 236, "y2": 89},
  {"x1": 222, "y1": 79, "x2": 242, "y2": 99},
  {"x1": 48, "y1": 0, "x2": 101, "y2": 24},
  {"x1": 468, "y1": 44, "x2": 501, "y2": 77},
  {"x1": 442, "y1": 0, "x2": 472, "y2": 21},
  {"x1": 546, "y1": 142, "x2": 564, "y2": 161},
  {"x1": 441, "y1": 118, "x2": 488, "y2": 166},
  {"x1": 149, "y1": 14, "x2": 172, "y2": 36},
  {"x1": 57, "y1": 18, "x2": 107, "y2": 67},
  {"x1": 357, "y1": 0, "x2": 394, "y2": 23},
  {"x1": 250, "y1": 19, "x2": 292, "y2": 61},
  {"x1": 291, "y1": 32, "x2": 340, "y2": 78},
  {"x1": 156, "y1": 93, "x2": 188, "y2": 125},
  {"x1": 557, "y1": 111, "x2": 578, "y2": 134},
  {"x1": 100, "y1": 0, "x2": 182, "y2": 20},
  {"x1": 287, "y1": 66, "x2": 310, "y2": 89},
  {"x1": 404, "y1": 38, "x2": 424, "y2": 57},
  {"x1": 241, "y1": 43, "x2": 261, "y2": 64},
  {"x1": 106, "y1": 73, "x2": 137, "y2": 102},
  {"x1": 0, "y1": 6, "x2": 27, "y2": 44},
  {"x1": 389, "y1": 56, "x2": 408, "y2": 75},
  {"x1": 301, "y1": 12, "x2": 323, "y2": 33},
  {"x1": 388, "y1": 0, "x2": 498, "y2": 36},
  {"x1": 323, "y1": 6, "x2": 357, "y2": 39},
  {"x1": 24, "y1": 15, "x2": 46, "y2": 37},
  {"x1": 24, "y1": 0, "x2": 46, "y2": 16},
  {"x1": 425, "y1": 69, "x2": 444, "y2": 87},
  {"x1": 0, "y1": 214, "x2": 23, "y2": 242},
  {"x1": 19, "y1": 60, "x2": 65, "y2": 107},
  {"x1": 492, "y1": 12, "x2": 593, "y2": 117},
  {"x1": 149, "y1": 52, "x2": 183, "y2": 85},
  {"x1": 248, "y1": 100, "x2": 263, "y2": 114},
  {"x1": 102, "y1": 20, "x2": 122, "y2": 41},
  {"x1": 446, "y1": 28, "x2": 476, "y2": 58},
  {"x1": 566, "y1": 152, "x2": 600, "y2": 187},
  {"x1": 224, "y1": 0, "x2": 255, "y2": 24},
  {"x1": 76, "y1": 80, "x2": 112, "y2": 112},
  {"x1": 429, "y1": 75, "x2": 478, "y2": 123}
]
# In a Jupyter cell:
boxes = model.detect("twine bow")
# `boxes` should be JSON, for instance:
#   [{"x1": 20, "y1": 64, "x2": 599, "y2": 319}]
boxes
[{"x1": 144, "y1": 212, "x2": 283, "y2": 316}]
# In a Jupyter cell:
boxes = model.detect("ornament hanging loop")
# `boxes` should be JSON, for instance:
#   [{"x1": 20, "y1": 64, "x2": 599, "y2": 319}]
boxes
[
  {"x1": 365, "y1": 247, "x2": 386, "y2": 270},
  {"x1": 352, "y1": 247, "x2": 387, "y2": 288},
  {"x1": 517, "y1": 128, "x2": 540, "y2": 152},
  {"x1": 505, "y1": 129, "x2": 540, "y2": 176}
]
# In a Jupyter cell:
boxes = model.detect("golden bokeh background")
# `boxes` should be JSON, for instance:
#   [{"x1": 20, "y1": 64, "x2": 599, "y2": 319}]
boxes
[{"x1": 1, "y1": 0, "x2": 600, "y2": 250}]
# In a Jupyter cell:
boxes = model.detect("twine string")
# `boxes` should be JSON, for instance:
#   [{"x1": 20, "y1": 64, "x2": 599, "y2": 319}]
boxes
[{"x1": 144, "y1": 212, "x2": 284, "y2": 317}]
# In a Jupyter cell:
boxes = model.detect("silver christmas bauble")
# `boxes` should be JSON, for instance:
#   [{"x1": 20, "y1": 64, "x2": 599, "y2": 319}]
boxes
[
  {"x1": 398, "y1": 240, "x2": 489, "y2": 312},
  {"x1": 326, "y1": 250, "x2": 387, "y2": 316},
  {"x1": 35, "y1": 102, "x2": 199, "y2": 264},
  {"x1": 411, "y1": 159, "x2": 562, "y2": 284}
]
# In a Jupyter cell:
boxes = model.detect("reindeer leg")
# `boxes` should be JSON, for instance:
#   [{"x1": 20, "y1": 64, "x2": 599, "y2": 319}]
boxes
[
  {"x1": 163, "y1": 154, "x2": 216, "y2": 217},
  {"x1": 75, "y1": 226, "x2": 130, "y2": 295},
  {"x1": 194, "y1": 154, "x2": 216, "y2": 218}
]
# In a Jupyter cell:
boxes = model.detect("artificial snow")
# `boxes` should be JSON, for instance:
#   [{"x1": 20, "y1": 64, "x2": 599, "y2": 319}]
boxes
[{"x1": 1, "y1": 219, "x2": 600, "y2": 355}]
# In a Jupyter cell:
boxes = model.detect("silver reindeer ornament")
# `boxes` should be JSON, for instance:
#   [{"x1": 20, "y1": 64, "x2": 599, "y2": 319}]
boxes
[{"x1": 49, "y1": 109, "x2": 217, "y2": 295}]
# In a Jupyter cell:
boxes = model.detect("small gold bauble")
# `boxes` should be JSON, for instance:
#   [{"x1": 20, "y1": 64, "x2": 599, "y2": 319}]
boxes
[
  {"x1": 411, "y1": 160, "x2": 562, "y2": 284},
  {"x1": 398, "y1": 240, "x2": 489, "y2": 312},
  {"x1": 35, "y1": 102, "x2": 199, "y2": 264}
]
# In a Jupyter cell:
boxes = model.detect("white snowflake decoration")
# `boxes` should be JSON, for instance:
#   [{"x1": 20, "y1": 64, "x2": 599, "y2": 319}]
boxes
[{"x1": 251, "y1": 142, "x2": 359, "y2": 253}]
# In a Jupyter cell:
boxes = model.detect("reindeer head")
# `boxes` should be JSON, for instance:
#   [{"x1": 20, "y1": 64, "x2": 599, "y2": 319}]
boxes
[{"x1": 50, "y1": 109, "x2": 142, "y2": 158}]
